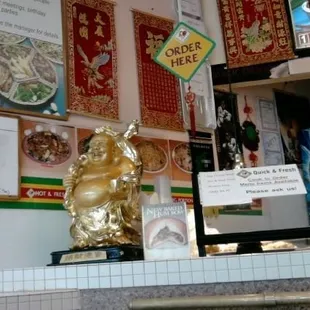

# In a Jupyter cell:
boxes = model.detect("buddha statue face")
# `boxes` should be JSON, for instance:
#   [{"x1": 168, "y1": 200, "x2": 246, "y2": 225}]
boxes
[{"x1": 88, "y1": 133, "x2": 114, "y2": 164}]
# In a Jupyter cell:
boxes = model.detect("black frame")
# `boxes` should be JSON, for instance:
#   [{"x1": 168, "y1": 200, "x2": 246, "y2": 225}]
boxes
[
  {"x1": 189, "y1": 131, "x2": 310, "y2": 257},
  {"x1": 285, "y1": 0, "x2": 310, "y2": 57}
]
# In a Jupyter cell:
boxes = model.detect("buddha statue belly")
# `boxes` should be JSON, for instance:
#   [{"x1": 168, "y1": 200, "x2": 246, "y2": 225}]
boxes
[
  {"x1": 63, "y1": 120, "x2": 142, "y2": 249},
  {"x1": 74, "y1": 177, "x2": 112, "y2": 210}
]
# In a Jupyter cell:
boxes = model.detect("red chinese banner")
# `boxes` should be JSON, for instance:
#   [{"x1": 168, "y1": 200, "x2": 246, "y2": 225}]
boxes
[
  {"x1": 133, "y1": 10, "x2": 184, "y2": 131},
  {"x1": 66, "y1": 0, "x2": 118, "y2": 120},
  {"x1": 218, "y1": 0, "x2": 295, "y2": 68}
]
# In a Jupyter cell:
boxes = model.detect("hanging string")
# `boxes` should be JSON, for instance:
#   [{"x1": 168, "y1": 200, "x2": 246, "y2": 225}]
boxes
[
  {"x1": 185, "y1": 83, "x2": 196, "y2": 137},
  {"x1": 243, "y1": 95, "x2": 258, "y2": 167},
  {"x1": 243, "y1": 95, "x2": 253, "y2": 121},
  {"x1": 227, "y1": 67, "x2": 240, "y2": 154}
]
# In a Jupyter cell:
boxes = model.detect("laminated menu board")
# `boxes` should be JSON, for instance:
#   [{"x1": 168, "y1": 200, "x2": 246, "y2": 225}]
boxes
[
  {"x1": 0, "y1": 0, "x2": 67, "y2": 119},
  {"x1": 0, "y1": 114, "x2": 20, "y2": 200},
  {"x1": 142, "y1": 202, "x2": 190, "y2": 260}
]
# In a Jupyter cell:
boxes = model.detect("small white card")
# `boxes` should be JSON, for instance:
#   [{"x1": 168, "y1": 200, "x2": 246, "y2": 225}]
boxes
[
  {"x1": 198, "y1": 170, "x2": 251, "y2": 207},
  {"x1": 142, "y1": 202, "x2": 190, "y2": 261}
]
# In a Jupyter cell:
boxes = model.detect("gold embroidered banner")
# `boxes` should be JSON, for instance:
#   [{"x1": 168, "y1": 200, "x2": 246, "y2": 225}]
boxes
[
  {"x1": 133, "y1": 10, "x2": 184, "y2": 131},
  {"x1": 65, "y1": 0, "x2": 119, "y2": 120},
  {"x1": 218, "y1": 0, "x2": 295, "y2": 68}
]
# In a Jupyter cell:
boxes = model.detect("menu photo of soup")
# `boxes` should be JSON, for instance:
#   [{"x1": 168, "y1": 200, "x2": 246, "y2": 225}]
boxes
[
  {"x1": 21, "y1": 120, "x2": 77, "y2": 178},
  {"x1": 130, "y1": 136, "x2": 171, "y2": 180},
  {"x1": 169, "y1": 140, "x2": 192, "y2": 182},
  {"x1": 77, "y1": 128, "x2": 94, "y2": 155}
]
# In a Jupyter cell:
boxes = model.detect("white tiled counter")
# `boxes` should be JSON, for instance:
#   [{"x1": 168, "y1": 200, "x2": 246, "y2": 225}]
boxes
[
  {"x1": 0, "y1": 290, "x2": 80, "y2": 310},
  {"x1": 1, "y1": 251, "x2": 310, "y2": 293}
]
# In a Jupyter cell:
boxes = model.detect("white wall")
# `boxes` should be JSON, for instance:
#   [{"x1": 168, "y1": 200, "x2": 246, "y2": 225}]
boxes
[
  {"x1": 207, "y1": 195, "x2": 308, "y2": 234},
  {"x1": 201, "y1": 0, "x2": 226, "y2": 65},
  {"x1": 22, "y1": 0, "x2": 187, "y2": 142},
  {"x1": 0, "y1": 210, "x2": 71, "y2": 269},
  {"x1": 1, "y1": 1, "x2": 309, "y2": 269},
  {"x1": 0, "y1": 0, "x2": 189, "y2": 270}
]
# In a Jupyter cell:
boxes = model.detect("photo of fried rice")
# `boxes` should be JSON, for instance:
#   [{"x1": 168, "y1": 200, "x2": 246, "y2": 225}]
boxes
[
  {"x1": 136, "y1": 140, "x2": 168, "y2": 173},
  {"x1": 23, "y1": 130, "x2": 71, "y2": 165},
  {"x1": 172, "y1": 143, "x2": 192, "y2": 173}
]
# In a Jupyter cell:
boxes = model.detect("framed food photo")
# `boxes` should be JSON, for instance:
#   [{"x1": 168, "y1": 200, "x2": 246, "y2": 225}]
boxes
[
  {"x1": 130, "y1": 136, "x2": 171, "y2": 181},
  {"x1": 77, "y1": 127, "x2": 94, "y2": 155},
  {"x1": 0, "y1": 0, "x2": 68, "y2": 119},
  {"x1": 169, "y1": 140, "x2": 192, "y2": 183},
  {"x1": 20, "y1": 119, "x2": 77, "y2": 179},
  {"x1": 0, "y1": 113, "x2": 21, "y2": 201},
  {"x1": 286, "y1": 0, "x2": 310, "y2": 52}
]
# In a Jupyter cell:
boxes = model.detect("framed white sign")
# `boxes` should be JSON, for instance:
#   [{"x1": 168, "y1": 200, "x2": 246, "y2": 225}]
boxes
[
  {"x1": 199, "y1": 164, "x2": 306, "y2": 206},
  {"x1": 0, "y1": 114, "x2": 20, "y2": 200}
]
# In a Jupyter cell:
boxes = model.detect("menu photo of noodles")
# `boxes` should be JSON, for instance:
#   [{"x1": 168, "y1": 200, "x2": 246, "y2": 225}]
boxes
[
  {"x1": 169, "y1": 140, "x2": 192, "y2": 182},
  {"x1": 130, "y1": 136, "x2": 171, "y2": 180},
  {"x1": 142, "y1": 202, "x2": 190, "y2": 260},
  {"x1": 20, "y1": 120, "x2": 77, "y2": 178}
]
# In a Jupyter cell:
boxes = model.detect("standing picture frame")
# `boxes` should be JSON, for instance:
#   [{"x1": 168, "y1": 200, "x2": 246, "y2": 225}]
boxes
[
  {"x1": 0, "y1": 0, "x2": 68, "y2": 120},
  {"x1": 0, "y1": 113, "x2": 21, "y2": 201}
]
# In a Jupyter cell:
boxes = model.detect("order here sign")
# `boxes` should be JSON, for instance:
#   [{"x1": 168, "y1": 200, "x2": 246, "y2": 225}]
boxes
[{"x1": 154, "y1": 22, "x2": 216, "y2": 82}]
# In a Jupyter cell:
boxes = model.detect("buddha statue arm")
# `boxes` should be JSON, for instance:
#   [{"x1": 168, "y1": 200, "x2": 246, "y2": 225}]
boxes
[
  {"x1": 63, "y1": 154, "x2": 88, "y2": 216},
  {"x1": 118, "y1": 124, "x2": 142, "y2": 168},
  {"x1": 115, "y1": 137, "x2": 142, "y2": 167}
]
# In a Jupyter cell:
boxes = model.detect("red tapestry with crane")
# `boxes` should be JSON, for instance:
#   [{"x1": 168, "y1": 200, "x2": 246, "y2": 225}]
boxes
[{"x1": 66, "y1": 0, "x2": 118, "y2": 120}]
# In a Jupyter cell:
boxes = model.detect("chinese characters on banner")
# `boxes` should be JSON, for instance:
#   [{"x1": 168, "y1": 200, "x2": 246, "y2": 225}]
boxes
[
  {"x1": 133, "y1": 10, "x2": 184, "y2": 131},
  {"x1": 218, "y1": 0, "x2": 295, "y2": 68},
  {"x1": 65, "y1": 0, "x2": 119, "y2": 120}
]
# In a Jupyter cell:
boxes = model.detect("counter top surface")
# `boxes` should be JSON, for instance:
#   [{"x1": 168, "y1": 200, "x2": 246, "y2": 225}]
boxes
[
  {"x1": 0, "y1": 250, "x2": 310, "y2": 293},
  {"x1": 81, "y1": 279, "x2": 310, "y2": 310}
]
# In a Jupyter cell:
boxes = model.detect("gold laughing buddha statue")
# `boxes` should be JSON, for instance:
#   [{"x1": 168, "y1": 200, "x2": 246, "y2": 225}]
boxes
[{"x1": 63, "y1": 120, "x2": 142, "y2": 249}]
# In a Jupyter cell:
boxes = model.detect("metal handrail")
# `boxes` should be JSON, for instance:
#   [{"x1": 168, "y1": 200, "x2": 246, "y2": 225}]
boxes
[{"x1": 129, "y1": 291, "x2": 310, "y2": 309}]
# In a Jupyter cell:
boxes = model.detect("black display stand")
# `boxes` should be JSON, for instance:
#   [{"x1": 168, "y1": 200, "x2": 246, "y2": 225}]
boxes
[
  {"x1": 236, "y1": 242, "x2": 263, "y2": 255},
  {"x1": 189, "y1": 131, "x2": 310, "y2": 257},
  {"x1": 49, "y1": 245, "x2": 144, "y2": 266}
]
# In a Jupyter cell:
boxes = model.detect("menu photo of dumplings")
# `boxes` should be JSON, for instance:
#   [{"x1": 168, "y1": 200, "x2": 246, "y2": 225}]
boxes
[
  {"x1": 21, "y1": 120, "x2": 77, "y2": 178},
  {"x1": 130, "y1": 136, "x2": 171, "y2": 180},
  {"x1": 0, "y1": 30, "x2": 67, "y2": 119},
  {"x1": 142, "y1": 202, "x2": 190, "y2": 260},
  {"x1": 169, "y1": 140, "x2": 192, "y2": 182}
]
